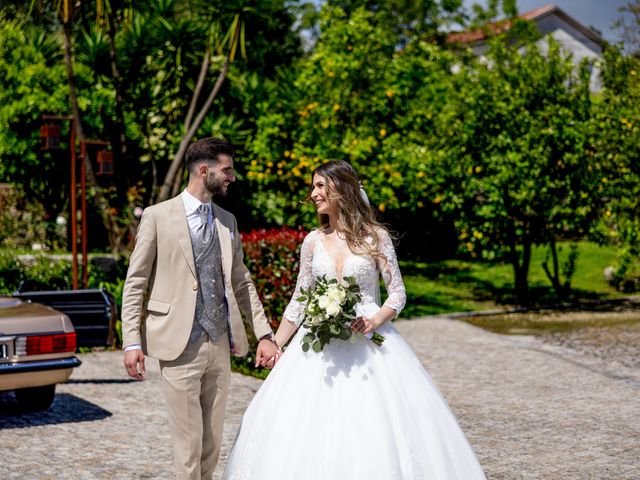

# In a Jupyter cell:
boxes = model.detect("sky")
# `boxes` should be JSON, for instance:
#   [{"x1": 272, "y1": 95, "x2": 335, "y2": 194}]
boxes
[{"x1": 462, "y1": 0, "x2": 634, "y2": 43}]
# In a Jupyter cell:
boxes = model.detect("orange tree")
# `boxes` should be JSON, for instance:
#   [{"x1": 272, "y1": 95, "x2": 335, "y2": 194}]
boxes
[
  {"x1": 240, "y1": 5, "x2": 460, "y2": 256},
  {"x1": 590, "y1": 47, "x2": 640, "y2": 291},
  {"x1": 236, "y1": 5, "x2": 616, "y2": 304},
  {"x1": 426, "y1": 37, "x2": 600, "y2": 303}
]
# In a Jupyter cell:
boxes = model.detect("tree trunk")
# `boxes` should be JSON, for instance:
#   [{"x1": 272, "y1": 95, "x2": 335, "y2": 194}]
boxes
[
  {"x1": 63, "y1": 22, "x2": 123, "y2": 254},
  {"x1": 184, "y1": 44, "x2": 211, "y2": 134},
  {"x1": 519, "y1": 237, "x2": 532, "y2": 304},
  {"x1": 155, "y1": 57, "x2": 231, "y2": 203},
  {"x1": 155, "y1": 18, "x2": 243, "y2": 204},
  {"x1": 105, "y1": 6, "x2": 129, "y2": 185},
  {"x1": 63, "y1": 23, "x2": 85, "y2": 142},
  {"x1": 511, "y1": 242, "x2": 531, "y2": 305},
  {"x1": 542, "y1": 236, "x2": 564, "y2": 298},
  {"x1": 167, "y1": 43, "x2": 212, "y2": 199},
  {"x1": 542, "y1": 238, "x2": 578, "y2": 300},
  {"x1": 507, "y1": 220, "x2": 531, "y2": 305},
  {"x1": 504, "y1": 187, "x2": 531, "y2": 304},
  {"x1": 170, "y1": 166, "x2": 185, "y2": 198}
]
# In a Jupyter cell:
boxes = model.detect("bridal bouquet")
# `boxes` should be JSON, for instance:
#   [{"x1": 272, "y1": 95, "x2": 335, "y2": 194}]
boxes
[{"x1": 296, "y1": 275, "x2": 385, "y2": 353}]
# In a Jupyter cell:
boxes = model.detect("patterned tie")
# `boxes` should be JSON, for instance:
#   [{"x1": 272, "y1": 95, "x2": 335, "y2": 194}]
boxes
[{"x1": 197, "y1": 203, "x2": 211, "y2": 242}]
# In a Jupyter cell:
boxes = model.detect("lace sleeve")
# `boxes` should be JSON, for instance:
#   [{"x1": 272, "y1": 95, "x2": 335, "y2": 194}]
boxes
[
  {"x1": 376, "y1": 229, "x2": 406, "y2": 316},
  {"x1": 282, "y1": 230, "x2": 318, "y2": 326}
]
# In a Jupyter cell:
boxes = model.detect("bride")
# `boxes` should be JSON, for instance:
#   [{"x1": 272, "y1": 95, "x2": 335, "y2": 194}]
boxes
[{"x1": 223, "y1": 160, "x2": 485, "y2": 479}]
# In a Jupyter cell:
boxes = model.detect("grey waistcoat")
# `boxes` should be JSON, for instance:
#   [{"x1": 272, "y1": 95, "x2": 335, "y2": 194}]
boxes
[{"x1": 188, "y1": 207, "x2": 228, "y2": 343}]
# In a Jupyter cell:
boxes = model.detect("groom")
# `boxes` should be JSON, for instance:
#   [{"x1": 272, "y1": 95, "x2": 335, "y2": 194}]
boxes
[{"x1": 122, "y1": 137, "x2": 280, "y2": 479}]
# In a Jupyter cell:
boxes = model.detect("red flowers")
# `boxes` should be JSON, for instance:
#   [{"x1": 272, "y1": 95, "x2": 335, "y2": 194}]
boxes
[{"x1": 242, "y1": 227, "x2": 308, "y2": 329}]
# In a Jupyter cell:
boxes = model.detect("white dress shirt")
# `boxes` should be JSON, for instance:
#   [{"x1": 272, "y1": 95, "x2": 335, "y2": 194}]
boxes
[{"x1": 182, "y1": 189, "x2": 214, "y2": 233}]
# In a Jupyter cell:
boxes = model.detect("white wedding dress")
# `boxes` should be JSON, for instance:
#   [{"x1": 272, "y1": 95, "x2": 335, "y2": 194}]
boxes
[{"x1": 223, "y1": 230, "x2": 485, "y2": 479}]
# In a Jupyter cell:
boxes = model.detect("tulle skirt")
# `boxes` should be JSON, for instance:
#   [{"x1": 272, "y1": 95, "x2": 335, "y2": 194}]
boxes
[{"x1": 223, "y1": 322, "x2": 486, "y2": 480}]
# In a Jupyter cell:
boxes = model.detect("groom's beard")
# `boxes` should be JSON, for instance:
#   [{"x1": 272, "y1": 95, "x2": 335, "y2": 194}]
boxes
[{"x1": 205, "y1": 175, "x2": 228, "y2": 197}]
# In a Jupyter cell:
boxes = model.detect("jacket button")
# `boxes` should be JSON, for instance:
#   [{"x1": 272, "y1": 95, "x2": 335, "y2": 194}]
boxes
[{"x1": 192, "y1": 282, "x2": 198, "y2": 291}]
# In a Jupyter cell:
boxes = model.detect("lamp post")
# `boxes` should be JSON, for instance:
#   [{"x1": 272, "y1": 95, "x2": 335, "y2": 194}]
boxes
[
  {"x1": 78, "y1": 140, "x2": 111, "y2": 287},
  {"x1": 41, "y1": 114, "x2": 81, "y2": 289},
  {"x1": 40, "y1": 115, "x2": 112, "y2": 289}
]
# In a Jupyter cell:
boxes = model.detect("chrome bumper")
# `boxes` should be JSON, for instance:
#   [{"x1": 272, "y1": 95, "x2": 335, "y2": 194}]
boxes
[{"x1": 0, "y1": 356, "x2": 81, "y2": 374}]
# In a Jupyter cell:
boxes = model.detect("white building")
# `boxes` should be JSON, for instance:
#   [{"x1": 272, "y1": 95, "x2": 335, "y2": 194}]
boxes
[{"x1": 448, "y1": 4, "x2": 606, "y2": 90}]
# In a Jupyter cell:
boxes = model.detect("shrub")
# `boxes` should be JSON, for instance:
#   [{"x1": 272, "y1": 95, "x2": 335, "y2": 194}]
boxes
[
  {"x1": 0, "y1": 186, "x2": 65, "y2": 251},
  {"x1": 0, "y1": 250, "x2": 21, "y2": 293},
  {"x1": 231, "y1": 227, "x2": 307, "y2": 378},
  {"x1": 608, "y1": 241, "x2": 640, "y2": 294},
  {"x1": 0, "y1": 251, "x2": 127, "y2": 347},
  {"x1": 242, "y1": 226, "x2": 308, "y2": 330},
  {"x1": 0, "y1": 252, "x2": 72, "y2": 293}
]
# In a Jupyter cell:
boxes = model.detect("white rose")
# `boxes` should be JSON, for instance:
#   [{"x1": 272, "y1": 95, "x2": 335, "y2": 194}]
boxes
[
  {"x1": 318, "y1": 295, "x2": 330, "y2": 309},
  {"x1": 327, "y1": 285, "x2": 346, "y2": 304},
  {"x1": 326, "y1": 301, "x2": 341, "y2": 317}
]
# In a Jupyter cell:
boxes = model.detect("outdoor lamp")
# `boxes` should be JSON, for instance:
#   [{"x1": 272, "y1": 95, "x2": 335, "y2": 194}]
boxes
[
  {"x1": 96, "y1": 149, "x2": 114, "y2": 176},
  {"x1": 40, "y1": 122, "x2": 61, "y2": 150}
]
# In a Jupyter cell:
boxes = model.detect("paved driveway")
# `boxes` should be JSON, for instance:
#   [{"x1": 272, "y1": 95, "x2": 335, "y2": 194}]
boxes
[{"x1": 1, "y1": 318, "x2": 639, "y2": 479}]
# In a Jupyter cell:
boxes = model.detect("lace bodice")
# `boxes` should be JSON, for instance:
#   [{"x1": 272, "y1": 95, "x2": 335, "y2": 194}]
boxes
[{"x1": 283, "y1": 229, "x2": 406, "y2": 326}]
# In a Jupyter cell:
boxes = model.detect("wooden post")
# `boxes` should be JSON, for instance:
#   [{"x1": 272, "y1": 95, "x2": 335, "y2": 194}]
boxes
[
  {"x1": 70, "y1": 121, "x2": 78, "y2": 289},
  {"x1": 80, "y1": 141, "x2": 88, "y2": 288}
]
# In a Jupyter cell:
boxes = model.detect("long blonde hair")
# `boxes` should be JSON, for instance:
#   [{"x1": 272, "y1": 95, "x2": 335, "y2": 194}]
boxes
[{"x1": 311, "y1": 160, "x2": 389, "y2": 260}]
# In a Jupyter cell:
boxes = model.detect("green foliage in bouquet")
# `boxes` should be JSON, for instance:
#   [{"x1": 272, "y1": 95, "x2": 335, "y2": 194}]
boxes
[{"x1": 297, "y1": 275, "x2": 384, "y2": 353}]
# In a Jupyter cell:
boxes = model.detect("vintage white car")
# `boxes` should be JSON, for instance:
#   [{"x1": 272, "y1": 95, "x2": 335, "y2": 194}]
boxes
[{"x1": 0, "y1": 297, "x2": 81, "y2": 412}]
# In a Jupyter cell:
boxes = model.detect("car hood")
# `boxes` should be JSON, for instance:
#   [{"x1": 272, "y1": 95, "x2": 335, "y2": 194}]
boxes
[{"x1": 0, "y1": 297, "x2": 74, "y2": 335}]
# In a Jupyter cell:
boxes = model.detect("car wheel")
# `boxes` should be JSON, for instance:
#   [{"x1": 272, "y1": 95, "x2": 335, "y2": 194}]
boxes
[{"x1": 14, "y1": 384, "x2": 56, "y2": 412}]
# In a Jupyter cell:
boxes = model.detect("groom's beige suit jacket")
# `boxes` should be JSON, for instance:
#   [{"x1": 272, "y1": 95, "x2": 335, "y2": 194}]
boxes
[{"x1": 121, "y1": 195, "x2": 272, "y2": 361}]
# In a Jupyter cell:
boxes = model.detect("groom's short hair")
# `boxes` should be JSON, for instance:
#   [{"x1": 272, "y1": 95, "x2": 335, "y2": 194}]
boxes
[{"x1": 185, "y1": 137, "x2": 234, "y2": 175}]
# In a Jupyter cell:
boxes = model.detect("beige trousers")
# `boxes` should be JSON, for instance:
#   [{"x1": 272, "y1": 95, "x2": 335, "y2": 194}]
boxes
[{"x1": 160, "y1": 333, "x2": 231, "y2": 480}]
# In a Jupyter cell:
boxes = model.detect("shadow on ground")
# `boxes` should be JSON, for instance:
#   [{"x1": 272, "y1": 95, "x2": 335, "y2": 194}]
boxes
[{"x1": 0, "y1": 393, "x2": 112, "y2": 428}]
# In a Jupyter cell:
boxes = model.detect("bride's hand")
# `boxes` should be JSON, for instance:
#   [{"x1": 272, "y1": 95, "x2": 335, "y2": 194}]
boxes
[
  {"x1": 255, "y1": 338, "x2": 282, "y2": 369},
  {"x1": 351, "y1": 316, "x2": 378, "y2": 334}
]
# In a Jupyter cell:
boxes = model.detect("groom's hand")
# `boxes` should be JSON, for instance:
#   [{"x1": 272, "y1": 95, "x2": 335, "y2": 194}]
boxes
[
  {"x1": 124, "y1": 349, "x2": 146, "y2": 380},
  {"x1": 255, "y1": 338, "x2": 281, "y2": 369}
]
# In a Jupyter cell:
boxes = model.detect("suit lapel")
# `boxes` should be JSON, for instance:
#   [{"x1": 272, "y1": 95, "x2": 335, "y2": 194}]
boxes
[
  {"x1": 212, "y1": 203, "x2": 232, "y2": 279},
  {"x1": 172, "y1": 196, "x2": 197, "y2": 279}
]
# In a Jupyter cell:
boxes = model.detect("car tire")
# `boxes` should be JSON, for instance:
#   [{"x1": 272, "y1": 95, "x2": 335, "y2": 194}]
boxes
[{"x1": 14, "y1": 384, "x2": 56, "y2": 412}]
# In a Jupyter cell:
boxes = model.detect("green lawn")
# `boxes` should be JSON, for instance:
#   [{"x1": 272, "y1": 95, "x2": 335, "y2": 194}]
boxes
[{"x1": 399, "y1": 241, "x2": 625, "y2": 318}]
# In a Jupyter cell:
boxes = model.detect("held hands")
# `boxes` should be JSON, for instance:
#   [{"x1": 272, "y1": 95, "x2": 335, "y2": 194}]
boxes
[
  {"x1": 350, "y1": 315, "x2": 380, "y2": 335},
  {"x1": 124, "y1": 349, "x2": 146, "y2": 380},
  {"x1": 255, "y1": 338, "x2": 282, "y2": 369}
]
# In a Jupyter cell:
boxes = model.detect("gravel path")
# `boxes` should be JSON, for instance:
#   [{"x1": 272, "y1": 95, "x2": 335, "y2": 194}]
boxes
[
  {"x1": 1, "y1": 318, "x2": 638, "y2": 479},
  {"x1": 539, "y1": 317, "x2": 640, "y2": 384}
]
